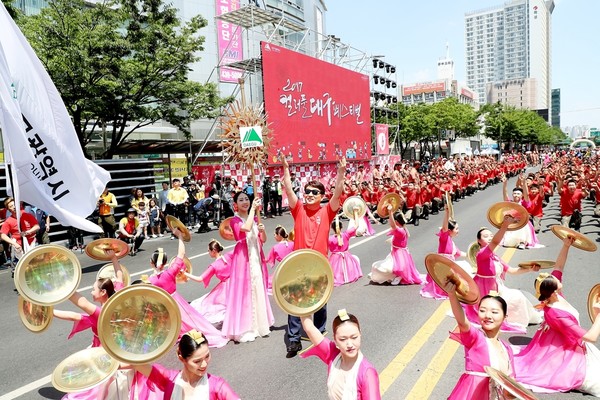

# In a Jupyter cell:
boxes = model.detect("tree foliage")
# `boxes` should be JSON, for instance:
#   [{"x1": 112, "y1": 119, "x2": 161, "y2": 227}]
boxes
[
  {"x1": 17, "y1": 0, "x2": 231, "y2": 158},
  {"x1": 2, "y1": 0, "x2": 20, "y2": 19},
  {"x1": 371, "y1": 98, "x2": 565, "y2": 157}
]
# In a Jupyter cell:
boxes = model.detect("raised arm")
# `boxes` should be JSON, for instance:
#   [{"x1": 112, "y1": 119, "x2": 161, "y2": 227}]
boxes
[
  {"x1": 488, "y1": 215, "x2": 514, "y2": 253},
  {"x1": 328, "y1": 157, "x2": 347, "y2": 212},
  {"x1": 441, "y1": 203, "x2": 450, "y2": 232},
  {"x1": 173, "y1": 228, "x2": 185, "y2": 259},
  {"x1": 554, "y1": 235, "x2": 574, "y2": 274},
  {"x1": 281, "y1": 156, "x2": 298, "y2": 210},
  {"x1": 241, "y1": 198, "x2": 261, "y2": 232},
  {"x1": 444, "y1": 281, "x2": 470, "y2": 333},
  {"x1": 300, "y1": 315, "x2": 324, "y2": 347}
]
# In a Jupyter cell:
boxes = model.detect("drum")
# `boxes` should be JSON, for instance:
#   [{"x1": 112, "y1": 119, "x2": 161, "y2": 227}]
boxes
[{"x1": 14, "y1": 245, "x2": 81, "y2": 306}]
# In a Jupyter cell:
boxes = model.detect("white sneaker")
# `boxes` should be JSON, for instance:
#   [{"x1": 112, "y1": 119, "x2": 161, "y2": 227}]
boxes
[
  {"x1": 152, "y1": 234, "x2": 157, "y2": 238},
  {"x1": 390, "y1": 277, "x2": 401, "y2": 286},
  {"x1": 159, "y1": 233, "x2": 164, "y2": 237}
]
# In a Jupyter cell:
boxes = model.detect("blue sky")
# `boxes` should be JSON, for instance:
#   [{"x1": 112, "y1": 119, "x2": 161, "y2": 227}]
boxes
[{"x1": 325, "y1": 0, "x2": 600, "y2": 130}]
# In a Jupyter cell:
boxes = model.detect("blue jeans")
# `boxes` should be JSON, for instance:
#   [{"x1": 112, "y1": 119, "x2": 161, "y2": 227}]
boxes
[{"x1": 287, "y1": 304, "x2": 327, "y2": 343}]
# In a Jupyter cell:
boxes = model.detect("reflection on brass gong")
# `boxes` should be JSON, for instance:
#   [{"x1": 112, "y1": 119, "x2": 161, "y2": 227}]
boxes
[{"x1": 272, "y1": 249, "x2": 334, "y2": 317}]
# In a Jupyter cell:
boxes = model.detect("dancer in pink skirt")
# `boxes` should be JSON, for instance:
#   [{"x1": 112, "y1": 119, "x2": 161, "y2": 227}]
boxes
[
  {"x1": 446, "y1": 279, "x2": 515, "y2": 399},
  {"x1": 265, "y1": 225, "x2": 294, "y2": 291},
  {"x1": 370, "y1": 208, "x2": 422, "y2": 285},
  {"x1": 188, "y1": 239, "x2": 233, "y2": 325},
  {"x1": 420, "y1": 204, "x2": 466, "y2": 299},
  {"x1": 148, "y1": 228, "x2": 228, "y2": 348},
  {"x1": 329, "y1": 218, "x2": 362, "y2": 286},
  {"x1": 465, "y1": 215, "x2": 542, "y2": 333},
  {"x1": 128, "y1": 330, "x2": 240, "y2": 400},
  {"x1": 514, "y1": 236, "x2": 600, "y2": 396}
]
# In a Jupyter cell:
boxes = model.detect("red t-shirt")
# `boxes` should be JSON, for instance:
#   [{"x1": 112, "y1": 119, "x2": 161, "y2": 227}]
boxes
[
  {"x1": 525, "y1": 193, "x2": 544, "y2": 217},
  {"x1": 560, "y1": 188, "x2": 585, "y2": 216},
  {"x1": 291, "y1": 201, "x2": 336, "y2": 257},
  {"x1": 0, "y1": 213, "x2": 38, "y2": 246}
]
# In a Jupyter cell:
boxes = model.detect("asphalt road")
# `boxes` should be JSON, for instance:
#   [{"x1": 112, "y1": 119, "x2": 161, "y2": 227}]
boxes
[{"x1": 1, "y1": 172, "x2": 599, "y2": 399}]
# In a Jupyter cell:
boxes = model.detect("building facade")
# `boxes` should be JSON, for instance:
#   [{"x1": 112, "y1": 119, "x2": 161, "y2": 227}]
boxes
[
  {"x1": 465, "y1": 0, "x2": 554, "y2": 115},
  {"x1": 551, "y1": 88, "x2": 560, "y2": 127}
]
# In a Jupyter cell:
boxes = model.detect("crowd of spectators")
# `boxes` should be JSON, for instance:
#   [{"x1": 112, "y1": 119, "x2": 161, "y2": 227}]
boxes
[{"x1": 2, "y1": 148, "x2": 599, "y2": 270}]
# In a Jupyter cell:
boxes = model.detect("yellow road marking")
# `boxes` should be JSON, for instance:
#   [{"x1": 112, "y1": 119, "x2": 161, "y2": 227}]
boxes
[
  {"x1": 400, "y1": 247, "x2": 517, "y2": 399},
  {"x1": 379, "y1": 301, "x2": 451, "y2": 395},
  {"x1": 405, "y1": 337, "x2": 460, "y2": 400}
]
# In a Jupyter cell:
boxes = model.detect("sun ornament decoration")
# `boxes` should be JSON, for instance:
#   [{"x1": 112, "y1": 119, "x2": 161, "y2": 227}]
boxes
[{"x1": 219, "y1": 78, "x2": 272, "y2": 166}]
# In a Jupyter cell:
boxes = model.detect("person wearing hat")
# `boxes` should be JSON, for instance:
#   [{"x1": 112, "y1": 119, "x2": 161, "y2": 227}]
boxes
[
  {"x1": 194, "y1": 195, "x2": 218, "y2": 233},
  {"x1": 118, "y1": 208, "x2": 144, "y2": 256}
]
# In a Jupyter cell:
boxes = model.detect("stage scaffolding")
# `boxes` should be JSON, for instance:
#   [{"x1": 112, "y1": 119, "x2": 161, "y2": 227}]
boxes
[{"x1": 194, "y1": 3, "x2": 399, "y2": 163}]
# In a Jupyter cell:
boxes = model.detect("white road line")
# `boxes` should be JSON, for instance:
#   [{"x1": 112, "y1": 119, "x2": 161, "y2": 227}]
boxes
[{"x1": 0, "y1": 375, "x2": 52, "y2": 400}]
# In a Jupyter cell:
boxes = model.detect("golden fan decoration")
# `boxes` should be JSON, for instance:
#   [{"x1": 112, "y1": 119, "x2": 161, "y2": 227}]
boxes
[{"x1": 219, "y1": 78, "x2": 272, "y2": 166}]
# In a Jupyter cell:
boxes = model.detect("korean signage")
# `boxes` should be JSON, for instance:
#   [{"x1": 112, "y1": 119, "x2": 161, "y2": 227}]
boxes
[
  {"x1": 216, "y1": 0, "x2": 244, "y2": 83},
  {"x1": 261, "y1": 42, "x2": 372, "y2": 164}
]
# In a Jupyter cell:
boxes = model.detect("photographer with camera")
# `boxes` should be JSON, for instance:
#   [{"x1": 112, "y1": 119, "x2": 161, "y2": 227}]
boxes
[{"x1": 97, "y1": 186, "x2": 118, "y2": 238}]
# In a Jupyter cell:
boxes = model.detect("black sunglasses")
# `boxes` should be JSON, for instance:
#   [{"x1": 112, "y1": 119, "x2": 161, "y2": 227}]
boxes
[{"x1": 304, "y1": 188, "x2": 321, "y2": 195}]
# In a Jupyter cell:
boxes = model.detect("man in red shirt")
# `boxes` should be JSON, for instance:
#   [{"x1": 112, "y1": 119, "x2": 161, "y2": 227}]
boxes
[
  {"x1": 281, "y1": 155, "x2": 346, "y2": 358},
  {"x1": 402, "y1": 181, "x2": 422, "y2": 226},
  {"x1": 558, "y1": 178, "x2": 588, "y2": 231},
  {"x1": 0, "y1": 197, "x2": 39, "y2": 274}
]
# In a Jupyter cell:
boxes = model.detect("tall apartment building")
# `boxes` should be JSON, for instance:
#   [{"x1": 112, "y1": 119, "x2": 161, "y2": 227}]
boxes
[
  {"x1": 465, "y1": 0, "x2": 555, "y2": 117},
  {"x1": 13, "y1": 0, "x2": 48, "y2": 14}
]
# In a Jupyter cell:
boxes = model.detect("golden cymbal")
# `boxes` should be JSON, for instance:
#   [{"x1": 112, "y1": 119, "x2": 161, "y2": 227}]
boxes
[
  {"x1": 165, "y1": 215, "x2": 191, "y2": 242},
  {"x1": 466, "y1": 241, "x2": 480, "y2": 270},
  {"x1": 18, "y1": 295, "x2": 53, "y2": 333},
  {"x1": 98, "y1": 285, "x2": 181, "y2": 365},
  {"x1": 551, "y1": 225, "x2": 597, "y2": 252},
  {"x1": 424, "y1": 253, "x2": 480, "y2": 305},
  {"x1": 377, "y1": 193, "x2": 402, "y2": 218},
  {"x1": 85, "y1": 238, "x2": 129, "y2": 261},
  {"x1": 343, "y1": 196, "x2": 367, "y2": 220},
  {"x1": 484, "y1": 366, "x2": 539, "y2": 400},
  {"x1": 272, "y1": 249, "x2": 334, "y2": 317},
  {"x1": 219, "y1": 217, "x2": 235, "y2": 241},
  {"x1": 588, "y1": 284, "x2": 600, "y2": 323},
  {"x1": 51, "y1": 347, "x2": 118, "y2": 393},
  {"x1": 487, "y1": 201, "x2": 529, "y2": 231},
  {"x1": 169, "y1": 256, "x2": 193, "y2": 284},
  {"x1": 518, "y1": 260, "x2": 555, "y2": 270},
  {"x1": 97, "y1": 263, "x2": 131, "y2": 287},
  {"x1": 14, "y1": 244, "x2": 81, "y2": 306}
]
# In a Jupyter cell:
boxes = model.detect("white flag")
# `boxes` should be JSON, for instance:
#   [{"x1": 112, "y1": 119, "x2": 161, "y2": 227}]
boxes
[{"x1": 0, "y1": 3, "x2": 110, "y2": 233}]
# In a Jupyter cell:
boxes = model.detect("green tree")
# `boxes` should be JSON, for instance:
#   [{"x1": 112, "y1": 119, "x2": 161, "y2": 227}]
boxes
[
  {"x1": 18, "y1": 0, "x2": 230, "y2": 158},
  {"x1": 2, "y1": 0, "x2": 20, "y2": 20}
]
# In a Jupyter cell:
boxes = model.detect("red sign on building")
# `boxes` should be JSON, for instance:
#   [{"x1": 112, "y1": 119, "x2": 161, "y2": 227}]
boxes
[{"x1": 261, "y1": 42, "x2": 371, "y2": 164}]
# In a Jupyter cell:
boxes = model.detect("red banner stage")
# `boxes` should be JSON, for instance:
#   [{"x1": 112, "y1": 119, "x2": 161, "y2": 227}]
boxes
[{"x1": 261, "y1": 42, "x2": 371, "y2": 164}]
